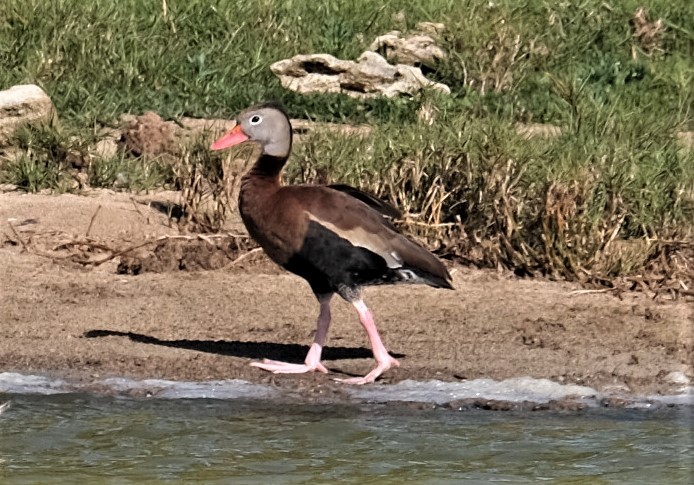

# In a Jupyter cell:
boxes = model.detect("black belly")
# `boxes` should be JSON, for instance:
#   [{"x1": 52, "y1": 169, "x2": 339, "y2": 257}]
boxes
[{"x1": 282, "y1": 221, "x2": 397, "y2": 299}]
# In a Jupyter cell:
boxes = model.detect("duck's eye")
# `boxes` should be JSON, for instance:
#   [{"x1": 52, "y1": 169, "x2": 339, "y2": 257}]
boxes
[{"x1": 249, "y1": 115, "x2": 263, "y2": 125}]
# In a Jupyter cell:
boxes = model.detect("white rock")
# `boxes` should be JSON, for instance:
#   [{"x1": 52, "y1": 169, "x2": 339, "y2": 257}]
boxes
[
  {"x1": 665, "y1": 371, "x2": 690, "y2": 386},
  {"x1": 368, "y1": 31, "x2": 446, "y2": 67},
  {"x1": 91, "y1": 138, "x2": 119, "y2": 160},
  {"x1": 270, "y1": 52, "x2": 450, "y2": 99},
  {"x1": 0, "y1": 183, "x2": 19, "y2": 192},
  {"x1": 0, "y1": 84, "x2": 57, "y2": 146}
]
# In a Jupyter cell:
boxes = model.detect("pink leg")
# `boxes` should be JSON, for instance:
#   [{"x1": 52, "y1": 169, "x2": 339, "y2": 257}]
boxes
[
  {"x1": 251, "y1": 295, "x2": 332, "y2": 374},
  {"x1": 335, "y1": 299, "x2": 400, "y2": 385}
]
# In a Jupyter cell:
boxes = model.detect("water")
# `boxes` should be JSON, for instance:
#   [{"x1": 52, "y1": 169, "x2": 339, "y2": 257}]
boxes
[{"x1": 1, "y1": 393, "x2": 691, "y2": 484}]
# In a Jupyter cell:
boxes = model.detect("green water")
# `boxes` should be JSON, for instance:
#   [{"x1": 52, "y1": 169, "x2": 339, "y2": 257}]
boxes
[{"x1": 0, "y1": 394, "x2": 691, "y2": 484}]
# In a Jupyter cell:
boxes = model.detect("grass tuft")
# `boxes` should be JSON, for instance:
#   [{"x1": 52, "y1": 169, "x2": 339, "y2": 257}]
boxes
[
  {"x1": 0, "y1": 154, "x2": 71, "y2": 193},
  {"x1": 0, "y1": 124, "x2": 92, "y2": 192},
  {"x1": 87, "y1": 155, "x2": 173, "y2": 191},
  {"x1": 171, "y1": 137, "x2": 231, "y2": 232}
]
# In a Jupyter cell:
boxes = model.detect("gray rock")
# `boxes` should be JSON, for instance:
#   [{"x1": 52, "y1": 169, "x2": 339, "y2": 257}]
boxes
[
  {"x1": 368, "y1": 31, "x2": 446, "y2": 68},
  {"x1": 270, "y1": 51, "x2": 450, "y2": 99},
  {"x1": 0, "y1": 84, "x2": 57, "y2": 146}
]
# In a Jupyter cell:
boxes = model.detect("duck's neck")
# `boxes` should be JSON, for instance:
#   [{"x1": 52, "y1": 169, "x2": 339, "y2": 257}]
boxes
[
  {"x1": 247, "y1": 153, "x2": 288, "y2": 183},
  {"x1": 239, "y1": 153, "x2": 286, "y2": 227}
]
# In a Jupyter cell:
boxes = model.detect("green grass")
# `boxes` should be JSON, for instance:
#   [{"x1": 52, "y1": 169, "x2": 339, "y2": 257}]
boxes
[
  {"x1": 88, "y1": 155, "x2": 173, "y2": 191},
  {"x1": 290, "y1": 107, "x2": 693, "y2": 280},
  {"x1": 0, "y1": 154, "x2": 73, "y2": 193},
  {"x1": 0, "y1": 124, "x2": 172, "y2": 192},
  {"x1": 1, "y1": 0, "x2": 693, "y2": 289},
  {"x1": 2, "y1": 0, "x2": 691, "y2": 125},
  {"x1": 0, "y1": 124, "x2": 83, "y2": 192}
]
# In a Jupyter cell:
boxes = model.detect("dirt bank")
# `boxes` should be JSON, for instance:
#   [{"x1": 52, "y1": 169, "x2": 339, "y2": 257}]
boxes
[{"x1": 1, "y1": 190, "x2": 691, "y2": 397}]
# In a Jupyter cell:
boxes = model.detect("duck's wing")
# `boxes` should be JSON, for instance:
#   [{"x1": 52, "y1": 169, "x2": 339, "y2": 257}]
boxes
[
  {"x1": 326, "y1": 184, "x2": 402, "y2": 220},
  {"x1": 288, "y1": 186, "x2": 453, "y2": 290}
]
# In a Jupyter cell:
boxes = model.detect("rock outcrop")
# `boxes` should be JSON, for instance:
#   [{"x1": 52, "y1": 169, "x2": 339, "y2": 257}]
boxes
[{"x1": 270, "y1": 51, "x2": 450, "y2": 99}]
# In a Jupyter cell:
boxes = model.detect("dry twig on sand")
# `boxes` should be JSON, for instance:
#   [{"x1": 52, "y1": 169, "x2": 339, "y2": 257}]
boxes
[{"x1": 4, "y1": 226, "x2": 254, "y2": 269}]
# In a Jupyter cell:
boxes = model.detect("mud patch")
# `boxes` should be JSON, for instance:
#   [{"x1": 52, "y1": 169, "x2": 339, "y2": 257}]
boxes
[
  {"x1": 119, "y1": 111, "x2": 176, "y2": 160},
  {"x1": 117, "y1": 237, "x2": 266, "y2": 274}
]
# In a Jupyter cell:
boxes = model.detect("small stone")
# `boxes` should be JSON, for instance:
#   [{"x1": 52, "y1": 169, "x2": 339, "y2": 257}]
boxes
[
  {"x1": 114, "y1": 172, "x2": 129, "y2": 188},
  {"x1": 0, "y1": 84, "x2": 57, "y2": 146},
  {"x1": 74, "y1": 171, "x2": 89, "y2": 188},
  {"x1": 0, "y1": 183, "x2": 18, "y2": 192},
  {"x1": 66, "y1": 148, "x2": 87, "y2": 170},
  {"x1": 92, "y1": 138, "x2": 119, "y2": 160},
  {"x1": 600, "y1": 397, "x2": 631, "y2": 408},
  {"x1": 665, "y1": 371, "x2": 690, "y2": 386}
]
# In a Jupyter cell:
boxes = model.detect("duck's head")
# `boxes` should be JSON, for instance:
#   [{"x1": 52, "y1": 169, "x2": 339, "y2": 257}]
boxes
[{"x1": 210, "y1": 102, "x2": 292, "y2": 158}]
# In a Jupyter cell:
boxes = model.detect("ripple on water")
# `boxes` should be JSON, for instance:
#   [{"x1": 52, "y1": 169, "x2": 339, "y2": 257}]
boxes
[{"x1": 0, "y1": 393, "x2": 691, "y2": 483}]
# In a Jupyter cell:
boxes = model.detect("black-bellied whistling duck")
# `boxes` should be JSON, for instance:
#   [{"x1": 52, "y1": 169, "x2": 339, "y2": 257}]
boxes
[{"x1": 210, "y1": 102, "x2": 453, "y2": 384}]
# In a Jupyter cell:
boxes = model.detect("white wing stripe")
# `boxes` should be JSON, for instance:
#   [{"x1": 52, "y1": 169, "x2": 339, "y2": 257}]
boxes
[{"x1": 306, "y1": 212, "x2": 403, "y2": 268}]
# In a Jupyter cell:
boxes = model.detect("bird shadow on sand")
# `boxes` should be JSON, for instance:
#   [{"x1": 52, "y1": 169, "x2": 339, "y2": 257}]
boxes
[{"x1": 83, "y1": 329, "x2": 405, "y2": 362}]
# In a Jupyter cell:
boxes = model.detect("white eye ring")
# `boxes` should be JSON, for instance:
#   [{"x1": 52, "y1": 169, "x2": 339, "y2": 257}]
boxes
[{"x1": 249, "y1": 115, "x2": 263, "y2": 125}]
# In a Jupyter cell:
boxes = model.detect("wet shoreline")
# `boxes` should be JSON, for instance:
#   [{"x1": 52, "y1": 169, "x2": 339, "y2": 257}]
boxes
[{"x1": 1, "y1": 371, "x2": 691, "y2": 412}]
